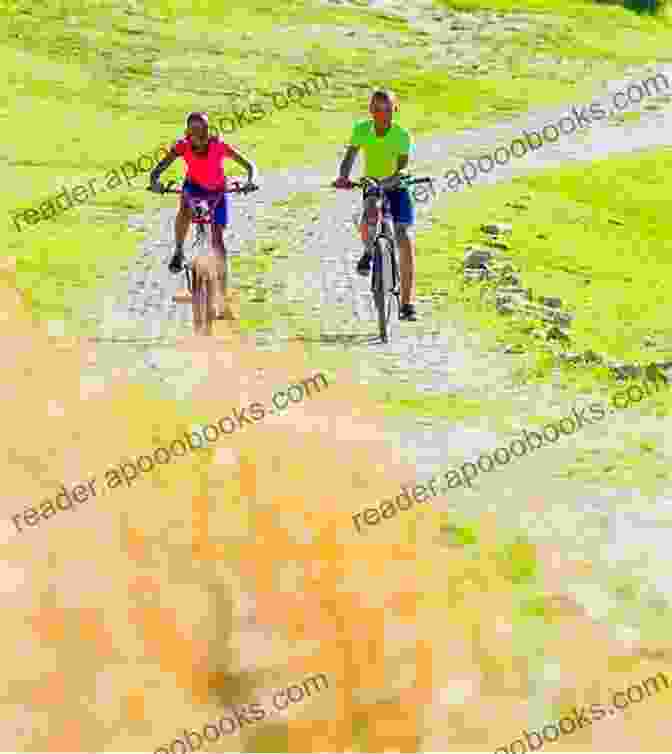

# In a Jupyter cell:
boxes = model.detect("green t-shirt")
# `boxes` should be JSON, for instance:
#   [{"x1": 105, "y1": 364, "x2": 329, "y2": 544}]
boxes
[{"x1": 349, "y1": 119, "x2": 412, "y2": 179}]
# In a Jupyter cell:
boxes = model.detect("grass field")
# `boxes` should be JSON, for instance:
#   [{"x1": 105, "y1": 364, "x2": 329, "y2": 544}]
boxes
[
  {"x1": 3, "y1": 0, "x2": 672, "y2": 329},
  {"x1": 417, "y1": 146, "x2": 672, "y2": 378}
]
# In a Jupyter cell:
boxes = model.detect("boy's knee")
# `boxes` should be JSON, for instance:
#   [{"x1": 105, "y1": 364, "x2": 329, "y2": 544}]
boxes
[{"x1": 395, "y1": 224, "x2": 413, "y2": 243}]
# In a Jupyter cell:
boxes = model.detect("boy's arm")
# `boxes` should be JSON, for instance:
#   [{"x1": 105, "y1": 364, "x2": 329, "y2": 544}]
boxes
[
  {"x1": 149, "y1": 148, "x2": 179, "y2": 187},
  {"x1": 227, "y1": 146, "x2": 258, "y2": 185},
  {"x1": 338, "y1": 145, "x2": 359, "y2": 180},
  {"x1": 335, "y1": 121, "x2": 362, "y2": 184}
]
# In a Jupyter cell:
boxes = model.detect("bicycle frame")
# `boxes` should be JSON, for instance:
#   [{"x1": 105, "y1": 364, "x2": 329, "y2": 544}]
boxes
[
  {"x1": 342, "y1": 174, "x2": 433, "y2": 341},
  {"x1": 357, "y1": 179, "x2": 399, "y2": 342},
  {"x1": 163, "y1": 182, "x2": 236, "y2": 293},
  {"x1": 146, "y1": 178, "x2": 258, "y2": 334},
  {"x1": 357, "y1": 174, "x2": 434, "y2": 258},
  {"x1": 361, "y1": 184, "x2": 395, "y2": 251},
  {"x1": 181, "y1": 194, "x2": 223, "y2": 293}
]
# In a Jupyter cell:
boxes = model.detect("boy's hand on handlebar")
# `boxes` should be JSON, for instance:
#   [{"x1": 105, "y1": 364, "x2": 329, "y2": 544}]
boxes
[
  {"x1": 380, "y1": 175, "x2": 400, "y2": 191},
  {"x1": 333, "y1": 176, "x2": 354, "y2": 189}
]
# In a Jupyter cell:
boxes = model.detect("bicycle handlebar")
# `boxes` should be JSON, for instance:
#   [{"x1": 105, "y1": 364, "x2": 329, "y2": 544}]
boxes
[
  {"x1": 332, "y1": 175, "x2": 436, "y2": 203},
  {"x1": 148, "y1": 179, "x2": 259, "y2": 195},
  {"x1": 357, "y1": 175, "x2": 432, "y2": 187},
  {"x1": 334, "y1": 175, "x2": 435, "y2": 191}
]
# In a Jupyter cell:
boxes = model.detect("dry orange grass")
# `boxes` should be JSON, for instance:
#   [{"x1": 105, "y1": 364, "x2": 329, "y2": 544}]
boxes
[{"x1": 1, "y1": 257, "x2": 671, "y2": 752}]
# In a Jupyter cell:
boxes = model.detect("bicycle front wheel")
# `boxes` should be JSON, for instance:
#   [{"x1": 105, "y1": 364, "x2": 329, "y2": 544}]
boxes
[{"x1": 371, "y1": 237, "x2": 395, "y2": 343}]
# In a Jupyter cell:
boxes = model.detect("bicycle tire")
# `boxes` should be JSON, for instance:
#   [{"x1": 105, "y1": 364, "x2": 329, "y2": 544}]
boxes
[{"x1": 372, "y1": 236, "x2": 394, "y2": 343}]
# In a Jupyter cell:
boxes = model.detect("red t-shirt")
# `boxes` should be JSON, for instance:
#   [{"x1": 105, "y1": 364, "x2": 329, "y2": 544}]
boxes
[{"x1": 173, "y1": 136, "x2": 234, "y2": 190}]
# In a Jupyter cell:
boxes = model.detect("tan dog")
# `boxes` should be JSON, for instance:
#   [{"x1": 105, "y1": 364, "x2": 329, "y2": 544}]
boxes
[{"x1": 180, "y1": 252, "x2": 234, "y2": 335}]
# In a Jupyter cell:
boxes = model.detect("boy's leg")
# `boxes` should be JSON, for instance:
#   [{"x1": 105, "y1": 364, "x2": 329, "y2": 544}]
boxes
[
  {"x1": 396, "y1": 224, "x2": 415, "y2": 307},
  {"x1": 389, "y1": 187, "x2": 416, "y2": 313},
  {"x1": 171, "y1": 184, "x2": 193, "y2": 272},
  {"x1": 175, "y1": 195, "x2": 191, "y2": 249},
  {"x1": 356, "y1": 198, "x2": 375, "y2": 275}
]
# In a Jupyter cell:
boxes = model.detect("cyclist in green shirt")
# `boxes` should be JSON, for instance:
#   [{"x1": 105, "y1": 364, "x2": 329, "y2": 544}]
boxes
[{"x1": 333, "y1": 89, "x2": 418, "y2": 321}]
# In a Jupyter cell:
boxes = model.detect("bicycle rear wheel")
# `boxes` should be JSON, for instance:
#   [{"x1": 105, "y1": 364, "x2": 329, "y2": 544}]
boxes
[{"x1": 371, "y1": 237, "x2": 395, "y2": 343}]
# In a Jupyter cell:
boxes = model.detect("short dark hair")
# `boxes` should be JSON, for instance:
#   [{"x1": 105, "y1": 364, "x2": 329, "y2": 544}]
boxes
[
  {"x1": 186, "y1": 111, "x2": 208, "y2": 126},
  {"x1": 370, "y1": 89, "x2": 396, "y2": 107}
]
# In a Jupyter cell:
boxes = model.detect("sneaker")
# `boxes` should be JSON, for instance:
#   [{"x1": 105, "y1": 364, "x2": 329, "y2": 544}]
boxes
[
  {"x1": 356, "y1": 251, "x2": 372, "y2": 276},
  {"x1": 399, "y1": 303, "x2": 417, "y2": 321},
  {"x1": 168, "y1": 249, "x2": 184, "y2": 274}
]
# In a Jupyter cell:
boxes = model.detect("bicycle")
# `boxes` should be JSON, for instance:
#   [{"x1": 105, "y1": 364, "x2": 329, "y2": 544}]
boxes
[
  {"x1": 148, "y1": 179, "x2": 258, "y2": 335},
  {"x1": 334, "y1": 174, "x2": 434, "y2": 343}
]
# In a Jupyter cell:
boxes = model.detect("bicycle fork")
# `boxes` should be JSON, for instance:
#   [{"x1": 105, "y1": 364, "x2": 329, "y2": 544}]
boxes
[
  {"x1": 362, "y1": 194, "x2": 399, "y2": 298},
  {"x1": 374, "y1": 219, "x2": 398, "y2": 294}
]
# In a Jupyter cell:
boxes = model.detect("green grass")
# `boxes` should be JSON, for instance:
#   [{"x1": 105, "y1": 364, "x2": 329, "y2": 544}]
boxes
[
  {"x1": 365, "y1": 380, "x2": 522, "y2": 429},
  {"x1": 3, "y1": 0, "x2": 671, "y2": 330},
  {"x1": 442, "y1": 0, "x2": 668, "y2": 19},
  {"x1": 418, "y1": 146, "x2": 672, "y2": 379},
  {"x1": 410, "y1": 145, "x2": 672, "y2": 488},
  {"x1": 439, "y1": 0, "x2": 672, "y2": 67}
]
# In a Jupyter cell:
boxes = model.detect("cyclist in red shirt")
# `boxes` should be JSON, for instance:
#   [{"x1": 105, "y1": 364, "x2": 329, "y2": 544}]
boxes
[{"x1": 149, "y1": 112, "x2": 258, "y2": 273}]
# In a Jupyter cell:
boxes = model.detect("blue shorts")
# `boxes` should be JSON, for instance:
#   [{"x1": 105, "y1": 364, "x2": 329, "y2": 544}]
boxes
[
  {"x1": 182, "y1": 180, "x2": 229, "y2": 227},
  {"x1": 361, "y1": 186, "x2": 415, "y2": 227}
]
